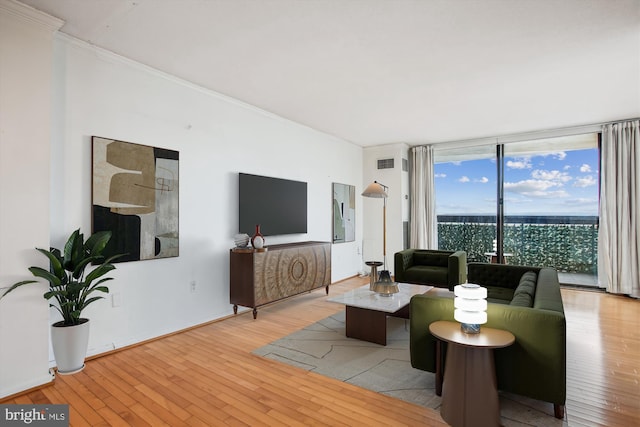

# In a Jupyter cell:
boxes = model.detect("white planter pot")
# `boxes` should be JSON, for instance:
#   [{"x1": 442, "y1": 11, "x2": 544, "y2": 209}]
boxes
[{"x1": 51, "y1": 318, "x2": 90, "y2": 375}]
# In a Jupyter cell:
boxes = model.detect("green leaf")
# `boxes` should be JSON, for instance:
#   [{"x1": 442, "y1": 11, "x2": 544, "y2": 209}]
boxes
[
  {"x1": 63, "y1": 229, "x2": 83, "y2": 271},
  {"x1": 0, "y1": 280, "x2": 38, "y2": 298},
  {"x1": 28, "y1": 267, "x2": 62, "y2": 287},
  {"x1": 80, "y1": 296, "x2": 104, "y2": 311},
  {"x1": 35, "y1": 248, "x2": 64, "y2": 279},
  {"x1": 85, "y1": 231, "x2": 112, "y2": 257},
  {"x1": 85, "y1": 264, "x2": 115, "y2": 285},
  {"x1": 71, "y1": 255, "x2": 102, "y2": 280}
]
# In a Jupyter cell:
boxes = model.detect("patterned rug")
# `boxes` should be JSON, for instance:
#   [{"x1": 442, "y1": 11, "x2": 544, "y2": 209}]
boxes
[{"x1": 253, "y1": 311, "x2": 569, "y2": 426}]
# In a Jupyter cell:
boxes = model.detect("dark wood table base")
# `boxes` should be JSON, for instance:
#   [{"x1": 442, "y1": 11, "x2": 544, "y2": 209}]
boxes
[
  {"x1": 440, "y1": 345, "x2": 500, "y2": 427},
  {"x1": 345, "y1": 305, "x2": 389, "y2": 345}
]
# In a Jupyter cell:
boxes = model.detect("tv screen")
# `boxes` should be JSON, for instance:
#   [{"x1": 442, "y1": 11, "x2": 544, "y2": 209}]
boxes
[{"x1": 239, "y1": 173, "x2": 308, "y2": 237}]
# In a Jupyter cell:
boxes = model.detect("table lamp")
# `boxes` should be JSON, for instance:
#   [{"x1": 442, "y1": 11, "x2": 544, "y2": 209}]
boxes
[{"x1": 454, "y1": 283, "x2": 487, "y2": 333}]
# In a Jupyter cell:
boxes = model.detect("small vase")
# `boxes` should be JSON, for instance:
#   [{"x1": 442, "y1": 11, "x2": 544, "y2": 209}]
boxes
[{"x1": 251, "y1": 224, "x2": 265, "y2": 249}]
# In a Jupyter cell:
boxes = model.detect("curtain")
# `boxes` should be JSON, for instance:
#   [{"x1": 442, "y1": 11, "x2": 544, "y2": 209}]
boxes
[
  {"x1": 410, "y1": 145, "x2": 437, "y2": 249},
  {"x1": 598, "y1": 120, "x2": 640, "y2": 297}
]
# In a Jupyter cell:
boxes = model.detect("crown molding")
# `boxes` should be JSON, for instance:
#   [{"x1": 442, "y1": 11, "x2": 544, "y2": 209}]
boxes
[{"x1": 0, "y1": 0, "x2": 63, "y2": 32}]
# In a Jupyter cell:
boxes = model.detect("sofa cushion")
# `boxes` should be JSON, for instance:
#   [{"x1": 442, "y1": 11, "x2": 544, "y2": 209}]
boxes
[
  {"x1": 511, "y1": 292, "x2": 534, "y2": 307},
  {"x1": 404, "y1": 266, "x2": 448, "y2": 286},
  {"x1": 486, "y1": 286, "x2": 515, "y2": 303},
  {"x1": 413, "y1": 252, "x2": 449, "y2": 267},
  {"x1": 510, "y1": 271, "x2": 537, "y2": 307}
]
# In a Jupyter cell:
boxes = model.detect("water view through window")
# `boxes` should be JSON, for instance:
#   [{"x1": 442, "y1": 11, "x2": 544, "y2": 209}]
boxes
[{"x1": 434, "y1": 134, "x2": 599, "y2": 286}]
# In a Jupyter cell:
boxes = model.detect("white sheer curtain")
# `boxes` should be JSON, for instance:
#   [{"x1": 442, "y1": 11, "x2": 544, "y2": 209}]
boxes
[
  {"x1": 410, "y1": 145, "x2": 437, "y2": 249},
  {"x1": 598, "y1": 119, "x2": 640, "y2": 297}
]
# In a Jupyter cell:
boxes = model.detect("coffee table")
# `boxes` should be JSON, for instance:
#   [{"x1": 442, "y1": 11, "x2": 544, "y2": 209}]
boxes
[{"x1": 328, "y1": 283, "x2": 432, "y2": 345}]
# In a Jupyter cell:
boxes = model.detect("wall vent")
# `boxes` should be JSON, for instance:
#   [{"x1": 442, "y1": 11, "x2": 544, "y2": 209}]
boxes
[
  {"x1": 402, "y1": 158, "x2": 408, "y2": 172},
  {"x1": 377, "y1": 158, "x2": 394, "y2": 169}
]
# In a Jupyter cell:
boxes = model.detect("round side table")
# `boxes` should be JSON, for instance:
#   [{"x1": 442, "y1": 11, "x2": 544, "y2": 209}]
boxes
[
  {"x1": 429, "y1": 320, "x2": 515, "y2": 427},
  {"x1": 365, "y1": 261, "x2": 383, "y2": 290}
]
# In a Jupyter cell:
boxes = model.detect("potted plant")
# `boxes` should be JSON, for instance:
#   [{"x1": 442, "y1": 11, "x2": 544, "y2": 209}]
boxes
[{"x1": 1, "y1": 229, "x2": 122, "y2": 374}]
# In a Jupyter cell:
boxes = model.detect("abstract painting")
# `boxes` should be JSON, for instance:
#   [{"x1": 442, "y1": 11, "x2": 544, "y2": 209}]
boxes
[
  {"x1": 332, "y1": 183, "x2": 355, "y2": 243},
  {"x1": 92, "y1": 136, "x2": 179, "y2": 262}
]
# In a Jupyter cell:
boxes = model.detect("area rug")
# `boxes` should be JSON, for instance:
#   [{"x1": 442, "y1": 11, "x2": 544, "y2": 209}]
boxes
[{"x1": 253, "y1": 311, "x2": 569, "y2": 427}]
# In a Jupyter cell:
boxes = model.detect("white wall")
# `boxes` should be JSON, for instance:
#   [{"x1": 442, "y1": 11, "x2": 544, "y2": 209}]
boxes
[
  {"x1": 1, "y1": 6, "x2": 363, "y2": 396},
  {"x1": 49, "y1": 35, "x2": 363, "y2": 356},
  {"x1": 0, "y1": 0, "x2": 62, "y2": 398}
]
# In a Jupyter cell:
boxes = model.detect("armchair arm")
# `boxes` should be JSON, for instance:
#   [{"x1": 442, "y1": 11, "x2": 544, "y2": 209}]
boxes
[
  {"x1": 446, "y1": 250, "x2": 467, "y2": 290},
  {"x1": 488, "y1": 305, "x2": 566, "y2": 405},
  {"x1": 394, "y1": 249, "x2": 415, "y2": 282}
]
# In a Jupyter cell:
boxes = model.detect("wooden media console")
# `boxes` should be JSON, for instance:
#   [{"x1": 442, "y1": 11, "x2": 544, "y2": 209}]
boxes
[{"x1": 229, "y1": 241, "x2": 331, "y2": 318}]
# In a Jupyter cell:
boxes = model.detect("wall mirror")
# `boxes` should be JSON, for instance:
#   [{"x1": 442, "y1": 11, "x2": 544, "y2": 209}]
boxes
[{"x1": 332, "y1": 183, "x2": 355, "y2": 243}]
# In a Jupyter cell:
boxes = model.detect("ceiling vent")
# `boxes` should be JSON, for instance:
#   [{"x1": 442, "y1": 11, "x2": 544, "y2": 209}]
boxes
[{"x1": 377, "y1": 158, "x2": 394, "y2": 169}]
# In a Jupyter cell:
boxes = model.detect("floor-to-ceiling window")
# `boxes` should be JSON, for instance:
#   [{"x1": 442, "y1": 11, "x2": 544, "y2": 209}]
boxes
[{"x1": 435, "y1": 134, "x2": 599, "y2": 286}]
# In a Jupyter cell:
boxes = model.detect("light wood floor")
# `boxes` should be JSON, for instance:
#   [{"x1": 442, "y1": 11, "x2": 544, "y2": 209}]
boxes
[{"x1": 2, "y1": 276, "x2": 639, "y2": 426}]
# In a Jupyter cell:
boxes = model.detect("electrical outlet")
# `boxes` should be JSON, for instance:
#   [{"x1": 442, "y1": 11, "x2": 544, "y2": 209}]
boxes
[{"x1": 190, "y1": 280, "x2": 196, "y2": 293}]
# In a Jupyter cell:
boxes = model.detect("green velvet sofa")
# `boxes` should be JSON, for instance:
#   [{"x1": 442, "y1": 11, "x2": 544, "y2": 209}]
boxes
[
  {"x1": 409, "y1": 262, "x2": 566, "y2": 418},
  {"x1": 394, "y1": 249, "x2": 467, "y2": 290}
]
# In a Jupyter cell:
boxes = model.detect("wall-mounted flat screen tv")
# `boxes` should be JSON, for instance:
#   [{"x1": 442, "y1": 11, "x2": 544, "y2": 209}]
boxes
[{"x1": 239, "y1": 173, "x2": 308, "y2": 236}]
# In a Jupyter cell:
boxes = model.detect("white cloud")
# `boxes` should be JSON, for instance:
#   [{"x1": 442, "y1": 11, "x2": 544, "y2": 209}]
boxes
[
  {"x1": 565, "y1": 197, "x2": 598, "y2": 205},
  {"x1": 574, "y1": 175, "x2": 597, "y2": 187},
  {"x1": 435, "y1": 173, "x2": 447, "y2": 178},
  {"x1": 505, "y1": 179, "x2": 558, "y2": 192},
  {"x1": 531, "y1": 169, "x2": 571, "y2": 183},
  {"x1": 506, "y1": 157, "x2": 532, "y2": 169},
  {"x1": 580, "y1": 164, "x2": 592, "y2": 173},
  {"x1": 475, "y1": 177, "x2": 489, "y2": 183},
  {"x1": 550, "y1": 151, "x2": 567, "y2": 160},
  {"x1": 458, "y1": 176, "x2": 470, "y2": 183},
  {"x1": 564, "y1": 165, "x2": 571, "y2": 171},
  {"x1": 504, "y1": 179, "x2": 569, "y2": 198}
]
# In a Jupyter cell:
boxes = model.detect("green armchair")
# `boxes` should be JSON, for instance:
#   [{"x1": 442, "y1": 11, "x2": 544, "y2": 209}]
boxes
[{"x1": 394, "y1": 249, "x2": 467, "y2": 290}]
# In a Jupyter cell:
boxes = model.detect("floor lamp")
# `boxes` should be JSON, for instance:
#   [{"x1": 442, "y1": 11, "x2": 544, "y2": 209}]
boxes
[{"x1": 362, "y1": 181, "x2": 398, "y2": 296}]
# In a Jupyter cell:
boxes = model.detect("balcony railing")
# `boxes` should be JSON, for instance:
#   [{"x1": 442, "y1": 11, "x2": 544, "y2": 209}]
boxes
[{"x1": 437, "y1": 215, "x2": 598, "y2": 274}]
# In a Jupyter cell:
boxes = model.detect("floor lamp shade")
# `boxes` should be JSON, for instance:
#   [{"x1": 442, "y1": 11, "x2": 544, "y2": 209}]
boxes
[{"x1": 362, "y1": 181, "x2": 388, "y2": 198}]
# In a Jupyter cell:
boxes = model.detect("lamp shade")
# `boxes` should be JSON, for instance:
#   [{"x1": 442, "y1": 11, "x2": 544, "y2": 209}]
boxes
[
  {"x1": 453, "y1": 283, "x2": 487, "y2": 334},
  {"x1": 372, "y1": 269, "x2": 399, "y2": 296},
  {"x1": 362, "y1": 181, "x2": 387, "y2": 198}
]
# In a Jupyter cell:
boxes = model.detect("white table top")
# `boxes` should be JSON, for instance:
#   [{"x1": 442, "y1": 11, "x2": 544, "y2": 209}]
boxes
[{"x1": 327, "y1": 283, "x2": 433, "y2": 313}]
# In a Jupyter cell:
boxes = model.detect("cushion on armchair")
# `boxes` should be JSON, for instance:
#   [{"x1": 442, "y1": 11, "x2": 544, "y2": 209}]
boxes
[
  {"x1": 413, "y1": 252, "x2": 449, "y2": 267},
  {"x1": 403, "y1": 265, "x2": 449, "y2": 285}
]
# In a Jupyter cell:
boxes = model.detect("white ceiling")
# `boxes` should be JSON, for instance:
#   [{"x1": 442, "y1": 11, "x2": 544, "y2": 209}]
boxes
[{"x1": 19, "y1": 0, "x2": 640, "y2": 146}]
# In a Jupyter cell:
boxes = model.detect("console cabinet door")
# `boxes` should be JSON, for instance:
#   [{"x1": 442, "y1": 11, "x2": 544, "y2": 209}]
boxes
[{"x1": 254, "y1": 244, "x2": 330, "y2": 306}]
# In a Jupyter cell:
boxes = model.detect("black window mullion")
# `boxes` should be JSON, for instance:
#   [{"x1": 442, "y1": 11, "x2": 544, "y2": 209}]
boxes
[{"x1": 496, "y1": 144, "x2": 505, "y2": 263}]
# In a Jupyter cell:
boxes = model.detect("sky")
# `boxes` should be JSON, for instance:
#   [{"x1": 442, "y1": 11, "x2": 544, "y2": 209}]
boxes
[{"x1": 434, "y1": 148, "x2": 599, "y2": 216}]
